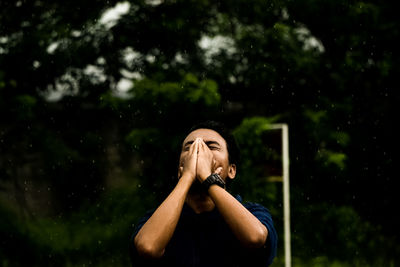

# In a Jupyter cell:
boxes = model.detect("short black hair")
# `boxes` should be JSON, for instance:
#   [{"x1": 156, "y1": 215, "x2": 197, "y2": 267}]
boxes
[{"x1": 187, "y1": 120, "x2": 240, "y2": 166}]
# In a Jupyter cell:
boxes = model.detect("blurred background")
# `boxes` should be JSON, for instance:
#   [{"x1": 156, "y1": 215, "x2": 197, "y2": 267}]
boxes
[{"x1": 0, "y1": 0, "x2": 398, "y2": 266}]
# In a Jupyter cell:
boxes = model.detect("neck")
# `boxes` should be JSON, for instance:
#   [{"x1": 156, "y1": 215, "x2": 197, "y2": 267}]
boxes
[{"x1": 186, "y1": 192, "x2": 215, "y2": 214}]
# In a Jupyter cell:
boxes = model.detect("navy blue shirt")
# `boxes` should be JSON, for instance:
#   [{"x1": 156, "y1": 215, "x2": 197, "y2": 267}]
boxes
[{"x1": 130, "y1": 196, "x2": 277, "y2": 266}]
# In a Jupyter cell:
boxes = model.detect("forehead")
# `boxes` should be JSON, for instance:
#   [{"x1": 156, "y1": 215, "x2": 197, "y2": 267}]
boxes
[{"x1": 183, "y1": 128, "x2": 227, "y2": 146}]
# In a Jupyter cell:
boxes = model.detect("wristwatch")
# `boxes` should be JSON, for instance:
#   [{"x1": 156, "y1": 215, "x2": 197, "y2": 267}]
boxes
[{"x1": 202, "y1": 173, "x2": 226, "y2": 190}]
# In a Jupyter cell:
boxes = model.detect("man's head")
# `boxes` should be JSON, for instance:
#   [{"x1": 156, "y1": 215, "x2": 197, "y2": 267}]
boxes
[{"x1": 179, "y1": 120, "x2": 240, "y2": 184}]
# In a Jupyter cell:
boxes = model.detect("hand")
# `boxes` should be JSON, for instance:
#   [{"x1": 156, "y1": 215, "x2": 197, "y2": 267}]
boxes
[
  {"x1": 196, "y1": 139, "x2": 216, "y2": 182},
  {"x1": 178, "y1": 138, "x2": 200, "y2": 182}
]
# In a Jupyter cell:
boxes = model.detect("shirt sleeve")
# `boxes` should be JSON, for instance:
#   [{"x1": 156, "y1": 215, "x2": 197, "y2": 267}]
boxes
[{"x1": 244, "y1": 202, "x2": 278, "y2": 266}]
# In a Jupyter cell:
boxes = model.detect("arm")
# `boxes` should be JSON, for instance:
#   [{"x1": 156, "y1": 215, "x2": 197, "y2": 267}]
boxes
[
  {"x1": 133, "y1": 139, "x2": 200, "y2": 258},
  {"x1": 196, "y1": 140, "x2": 268, "y2": 248},
  {"x1": 208, "y1": 185, "x2": 268, "y2": 248}
]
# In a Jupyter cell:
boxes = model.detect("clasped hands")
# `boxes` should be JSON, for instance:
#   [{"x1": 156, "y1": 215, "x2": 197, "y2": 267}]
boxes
[{"x1": 179, "y1": 138, "x2": 222, "y2": 183}]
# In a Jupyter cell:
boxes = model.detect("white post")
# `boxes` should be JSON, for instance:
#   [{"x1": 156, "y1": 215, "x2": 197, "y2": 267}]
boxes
[
  {"x1": 268, "y1": 124, "x2": 291, "y2": 267},
  {"x1": 282, "y1": 124, "x2": 291, "y2": 267}
]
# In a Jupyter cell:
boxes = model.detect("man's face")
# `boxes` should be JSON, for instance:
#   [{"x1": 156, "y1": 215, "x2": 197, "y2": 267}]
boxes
[{"x1": 179, "y1": 128, "x2": 236, "y2": 182}]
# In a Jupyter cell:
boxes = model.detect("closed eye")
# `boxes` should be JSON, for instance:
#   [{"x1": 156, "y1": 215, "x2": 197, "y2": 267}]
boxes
[
  {"x1": 182, "y1": 141, "x2": 194, "y2": 151},
  {"x1": 205, "y1": 141, "x2": 221, "y2": 151}
]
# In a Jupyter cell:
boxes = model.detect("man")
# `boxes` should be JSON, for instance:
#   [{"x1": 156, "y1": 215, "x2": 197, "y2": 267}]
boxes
[{"x1": 130, "y1": 121, "x2": 277, "y2": 266}]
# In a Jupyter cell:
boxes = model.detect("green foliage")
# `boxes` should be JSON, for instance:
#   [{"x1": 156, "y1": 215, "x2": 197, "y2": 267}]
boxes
[
  {"x1": 231, "y1": 116, "x2": 281, "y2": 213},
  {"x1": 304, "y1": 108, "x2": 350, "y2": 170},
  {"x1": 292, "y1": 203, "x2": 394, "y2": 265},
  {"x1": 41, "y1": 132, "x2": 81, "y2": 168},
  {"x1": 233, "y1": 116, "x2": 282, "y2": 166},
  {"x1": 0, "y1": 204, "x2": 37, "y2": 266},
  {"x1": 316, "y1": 149, "x2": 347, "y2": 170},
  {"x1": 125, "y1": 128, "x2": 161, "y2": 151},
  {"x1": 132, "y1": 73, "x2": 220, "y2": 110},
  {"x1": 1, "y1": 186, "x2": 146, "y2": 266},
  {"x1": 14, "y1": 95, "x2": 37, "y2": 120}
]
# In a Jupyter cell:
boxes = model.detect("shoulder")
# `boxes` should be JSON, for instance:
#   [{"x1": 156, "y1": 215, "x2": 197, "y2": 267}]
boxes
[
  {"x1": 235, "y1": 195, "x2": 273, "y2": 222},
  {"x1": 243, "y1": 201, "x2": 274, "y2": 226},
  {"x1": 243, "y1": 202, "x2": 271, "y2": 217},
  {"x1": 242, "y1": 200, "x2": 278, "y2": 266},
  {"x1": 235, "y1": 195, "x2": 276, "y2": 236},
  {"x1": 243, "y1": 201, "x2": 270, "y2": 213}
]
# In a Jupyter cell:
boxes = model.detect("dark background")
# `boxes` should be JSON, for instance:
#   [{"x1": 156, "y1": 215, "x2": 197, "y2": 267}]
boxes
[{"x1": 0, "y1": 0, "x2": 398, "y2": 266}]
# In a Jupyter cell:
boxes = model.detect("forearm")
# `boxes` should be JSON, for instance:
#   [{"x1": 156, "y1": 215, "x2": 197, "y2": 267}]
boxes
[
  {"x1": 208, "y1": 185, "x2": 268, "y2": 248},
  {"x1": 134, "y1": 174, "x2": 192, "y2": 258}
]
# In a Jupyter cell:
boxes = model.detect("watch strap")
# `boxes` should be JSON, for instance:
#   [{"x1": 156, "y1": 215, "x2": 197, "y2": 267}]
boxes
[{"x1": 202, "y1": 173, "x2": 226, "y2": 190}]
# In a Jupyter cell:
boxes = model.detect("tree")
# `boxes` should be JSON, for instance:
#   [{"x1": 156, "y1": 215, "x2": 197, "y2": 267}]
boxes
[{"x1": 1, "y1": 0, "x2": 398, "y2": 265}]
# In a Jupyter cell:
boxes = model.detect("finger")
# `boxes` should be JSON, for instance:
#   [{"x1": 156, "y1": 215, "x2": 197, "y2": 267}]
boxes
[
  {"x1": 193, "y1": 138, "x2": 200, "y2": 156},
  {"x1": 201, "y1": 140, "x2": 211, "y2": 154},
  {"x1": 199, "y1": 138, "x2": 206, "y2": 152},
  {"x1": 194, "y1": 138, "x2": 201, "y2": 154},
  {"x1": 189, "y1": 138, "x2": 199, "y2": 155},
  {"x1": 189, "y1": 139, "x2": 195, "y2": 154}
]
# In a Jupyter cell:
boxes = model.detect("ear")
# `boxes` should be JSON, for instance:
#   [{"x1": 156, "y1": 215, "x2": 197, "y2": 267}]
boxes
[{"x1": 227, "y1": 164, "x2": 236, "y2": 180}]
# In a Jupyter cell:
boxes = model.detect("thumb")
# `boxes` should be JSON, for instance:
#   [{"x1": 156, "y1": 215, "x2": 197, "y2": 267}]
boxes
[
  {"x1": 178, "y1": 166, "x2": 183, "y2": 178},
  {"x1": 215, "y1": 167, "x2": 223, "y2": 175}
]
